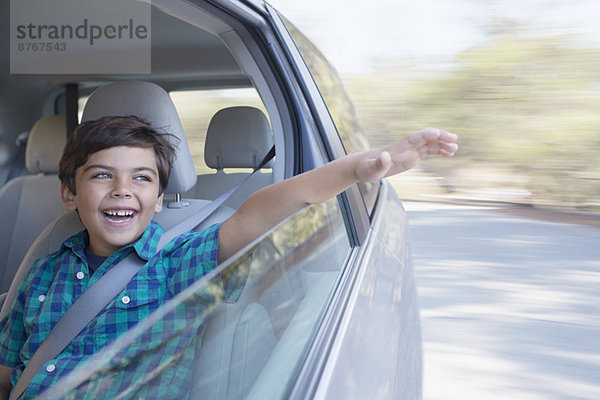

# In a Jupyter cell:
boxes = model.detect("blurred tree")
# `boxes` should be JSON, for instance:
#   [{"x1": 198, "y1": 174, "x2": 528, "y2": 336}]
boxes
[{"x1": 346, "y1": 24, "x2": 600, "y2": 210}]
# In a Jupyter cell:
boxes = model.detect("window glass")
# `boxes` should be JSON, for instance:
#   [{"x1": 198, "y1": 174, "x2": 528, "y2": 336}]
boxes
[
  {"x1": 170, "y1": 88, "x2": 267, "y2": 174},
  {"x1": 50, "y1": 198, "x2": 350, "y2": 400},
  {"x1": 78, "y1": 88, "x2": 267, "y2": 175},
  {"x1": 281, "y1": 16, "x2": 369, "y2": 155}
]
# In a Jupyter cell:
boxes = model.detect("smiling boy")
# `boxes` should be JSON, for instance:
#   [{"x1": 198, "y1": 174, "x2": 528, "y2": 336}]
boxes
[{"x1": 0, "y1": 115, "x2": 457, "y2": 399}]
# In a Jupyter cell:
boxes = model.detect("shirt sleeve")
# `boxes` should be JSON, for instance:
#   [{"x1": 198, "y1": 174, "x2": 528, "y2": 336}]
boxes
[{"x1": 0, "y1": 263, "x2": 36, "y2": 367}]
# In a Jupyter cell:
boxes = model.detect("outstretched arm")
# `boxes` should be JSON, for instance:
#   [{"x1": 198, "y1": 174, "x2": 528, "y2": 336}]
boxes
[{"x1": 218, "y1": 128, "x2": 458, "y2": 262}]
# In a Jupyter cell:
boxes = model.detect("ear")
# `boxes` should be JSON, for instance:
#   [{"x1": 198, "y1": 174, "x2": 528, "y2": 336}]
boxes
[
  {"x1": 155, "y1": 193, "x2": 164, "y2": 213},
  {"x1": 60, "y1": 183, "x2": 78, "y2": 210}
]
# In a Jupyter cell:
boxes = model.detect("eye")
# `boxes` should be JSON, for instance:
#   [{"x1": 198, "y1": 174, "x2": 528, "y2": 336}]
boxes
[
  {"x1": 92, "y1": 172, "x2": 111, "y2": 179},
  {"x1": 134, "y1": 175, "x2": 152, "y2": 182}
]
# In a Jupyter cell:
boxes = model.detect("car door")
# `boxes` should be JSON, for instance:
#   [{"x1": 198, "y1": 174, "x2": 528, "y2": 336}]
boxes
[{"x1": 262, "y1": 6, "x2": 423, "y2": 399}]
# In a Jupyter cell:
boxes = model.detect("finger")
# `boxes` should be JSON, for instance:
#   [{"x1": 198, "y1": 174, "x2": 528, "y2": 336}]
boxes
[
  {"x1": 376, "y1": 151, "x2": 392, "y2": 172},
  {"x1": 439, "y1": 148, "x2": 456, "y2": 157},
  {"x1": 426, "y1": 142, "x2": 458, "y2": 157},
  {"x1": 408, "y1": 128, "x2": 457, "y2": 148},
  {"x1": 439, "y1": 141, "x2": 458, "y2": 153},
  {"x1": 437, "y1": 130, "x2": 458, "y2": 143},
  {"x1": 407, "y1": 128, "x2": 439, "y2": 146}
]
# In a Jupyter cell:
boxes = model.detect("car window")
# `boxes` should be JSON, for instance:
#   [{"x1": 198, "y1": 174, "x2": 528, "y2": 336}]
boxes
[
  {"x1": 278, "y1": 17, "x2": 379, "y2": 216},
  {"x1": 170, "y1": 88, "x2": 267, "y2": 175},
  {"x1": 280, "y1": 16, "x2": 369, "y2": 156},
  {"x1": 47, "y1": 197, "x2": 350, "y2": 400},
  {"x1": 79, "y1": 88, "x2": 267, "y2": 176}
]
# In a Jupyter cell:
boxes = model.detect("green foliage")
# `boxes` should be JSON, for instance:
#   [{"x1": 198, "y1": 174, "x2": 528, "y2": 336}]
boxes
[{"x1": 345, "y1": 33, "x2": 600, "y2": 210}]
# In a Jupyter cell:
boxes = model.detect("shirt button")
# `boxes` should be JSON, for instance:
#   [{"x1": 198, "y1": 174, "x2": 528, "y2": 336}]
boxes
[
  {"x1": 121, "y1": 296, "x2": 130, "y2": 305},
  {"x1": 76, "y1": 271, "x2": 85, "y2": 280},
  {"x1": 46, "y1": 364, "x2": 56, "y2": 373},
  {"x1": 38, "y1": 295, "x2": 46, "y2": 303}
]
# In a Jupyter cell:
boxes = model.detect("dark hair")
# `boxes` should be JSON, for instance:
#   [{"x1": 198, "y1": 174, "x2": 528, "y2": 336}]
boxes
[{"x1": 58, "y1": 116, "x2": 178, "y2": 195}]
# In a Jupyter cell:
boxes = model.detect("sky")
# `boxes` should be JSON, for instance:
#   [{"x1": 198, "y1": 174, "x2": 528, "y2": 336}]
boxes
[{"x1": 268, "y1": 0, "x2": 600, "y2": 75}]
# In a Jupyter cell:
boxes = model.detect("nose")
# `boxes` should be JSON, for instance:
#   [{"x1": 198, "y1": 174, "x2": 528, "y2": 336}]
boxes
[{"x1": 111, "y1": 178, "x2": 132, "y2": 198}]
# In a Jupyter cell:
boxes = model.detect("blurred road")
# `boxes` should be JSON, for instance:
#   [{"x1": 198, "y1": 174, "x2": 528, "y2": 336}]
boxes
[{"x1": 405, "y1": 202, "x2": 600, "y2": 400}]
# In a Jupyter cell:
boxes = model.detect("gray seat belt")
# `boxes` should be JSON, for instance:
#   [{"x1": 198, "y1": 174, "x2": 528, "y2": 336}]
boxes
[{"x1": 10, "y1": 146, "x2": 274, "y2": 400}]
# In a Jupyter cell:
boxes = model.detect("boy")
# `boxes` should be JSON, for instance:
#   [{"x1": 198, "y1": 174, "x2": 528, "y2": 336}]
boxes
[{"x1": 0, "y1": 116, "x2": 457, "y2": 399}]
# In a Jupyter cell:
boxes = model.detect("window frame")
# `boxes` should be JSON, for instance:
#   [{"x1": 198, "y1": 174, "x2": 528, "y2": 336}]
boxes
[
  {"x1": 263, "y1": 4, "x2": 371, "y2": 246},
  {"x1": 259, "y1": 5, "x2": 382, "y2": 399}
]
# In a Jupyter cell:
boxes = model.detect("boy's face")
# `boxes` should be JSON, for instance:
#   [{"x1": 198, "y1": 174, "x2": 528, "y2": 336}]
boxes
[{"x1": 61, "y1": 146, "x2": 164, "y2": 256}]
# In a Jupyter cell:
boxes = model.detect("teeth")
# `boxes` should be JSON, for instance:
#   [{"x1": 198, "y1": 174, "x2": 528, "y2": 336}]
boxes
[{"x1": 105, "y1": 210, "x2": 135, "y2": 216}]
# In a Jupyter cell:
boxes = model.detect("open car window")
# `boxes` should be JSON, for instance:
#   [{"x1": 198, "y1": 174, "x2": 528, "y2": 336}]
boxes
[
  {"x1": 278, "y1": 16, "x2": 369, "y2": 156},
  {"x1": 42, "y1": 197, "x2": 350, "y2": 400},
  {"x1": 275, "y1": 13, "x2": 378, "y2": 216}
]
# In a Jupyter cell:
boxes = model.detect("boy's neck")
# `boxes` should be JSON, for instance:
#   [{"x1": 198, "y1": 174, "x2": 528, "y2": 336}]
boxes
[{"x1": 85, "y1": 247, "x2": 108, "y2": 273}]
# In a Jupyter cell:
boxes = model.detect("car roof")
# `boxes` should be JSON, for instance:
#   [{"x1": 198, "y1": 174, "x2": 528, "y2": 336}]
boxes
[{"x1": 0, "y1": 1, "x2": 265, "y2": 136}]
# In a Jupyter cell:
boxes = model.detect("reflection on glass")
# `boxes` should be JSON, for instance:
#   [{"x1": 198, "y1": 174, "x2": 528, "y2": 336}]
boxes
[
  {"x1": 41, "y1": 198, "x2": 350, "y2": 400},
  {"x1": 281, "y1": 16, "x2": 370, "y2": 155}
]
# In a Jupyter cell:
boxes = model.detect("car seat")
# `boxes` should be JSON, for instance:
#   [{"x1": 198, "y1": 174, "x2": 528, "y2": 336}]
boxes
[
  {"x1": 0, "y1": 81, "x2": 235, "y2": 316},
  {"x1": 185, "y1": 106, "x2": 274, "y2": 209},
  {"x1": 0, "y1": 115, "x2": 67, "y2": 295},
  {"x1": 0, "y1": 140, "x2": 12, "y2": 181}
]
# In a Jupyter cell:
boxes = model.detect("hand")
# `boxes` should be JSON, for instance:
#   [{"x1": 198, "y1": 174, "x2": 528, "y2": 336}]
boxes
[{"x1": 355, "y1": 128, "x2": 458, "y2": 181}]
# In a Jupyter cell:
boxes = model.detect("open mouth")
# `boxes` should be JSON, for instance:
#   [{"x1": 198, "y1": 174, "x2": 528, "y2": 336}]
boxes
[{"x1": 103, "y1": 209, "x2": 137, "y2": 224}]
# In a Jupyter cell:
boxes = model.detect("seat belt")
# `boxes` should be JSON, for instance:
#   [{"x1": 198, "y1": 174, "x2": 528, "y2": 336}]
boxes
[{"x1": 9, "y1": 146, "x2": 275, "y2": 400}]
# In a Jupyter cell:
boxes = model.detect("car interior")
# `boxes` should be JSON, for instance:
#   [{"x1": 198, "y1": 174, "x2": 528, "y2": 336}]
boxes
[
  {"x1": 0, "y1": 1, "x2": 353, "y2": 397},
  {"x1": 0, "y1": 1, "x2": 292, "y2": 300}
]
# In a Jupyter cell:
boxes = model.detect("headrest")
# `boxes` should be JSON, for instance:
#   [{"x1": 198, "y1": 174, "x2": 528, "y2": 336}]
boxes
[
  {"x1": 81, "y1": 81, "x2": 197, "y2": 194},
  {"x1": 204, "y1": 106, "x2": 274, "y2": 169},
  {"x1": 25, "y1": 115, "x2": 67, "y2": 174}
]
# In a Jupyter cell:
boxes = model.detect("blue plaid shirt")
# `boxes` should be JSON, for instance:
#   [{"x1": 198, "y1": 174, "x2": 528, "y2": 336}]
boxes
[{"x1": 0, "y1": 220, "x2": 222, "y2": 399}]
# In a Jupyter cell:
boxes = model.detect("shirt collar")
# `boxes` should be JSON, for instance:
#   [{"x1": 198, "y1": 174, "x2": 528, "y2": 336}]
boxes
[
  {"x1": 132, "y1": 220, "x2": 164, "y2": 260},
  {"x1": 62, "y1": 220, "x2": 164, "y2": 261}
]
